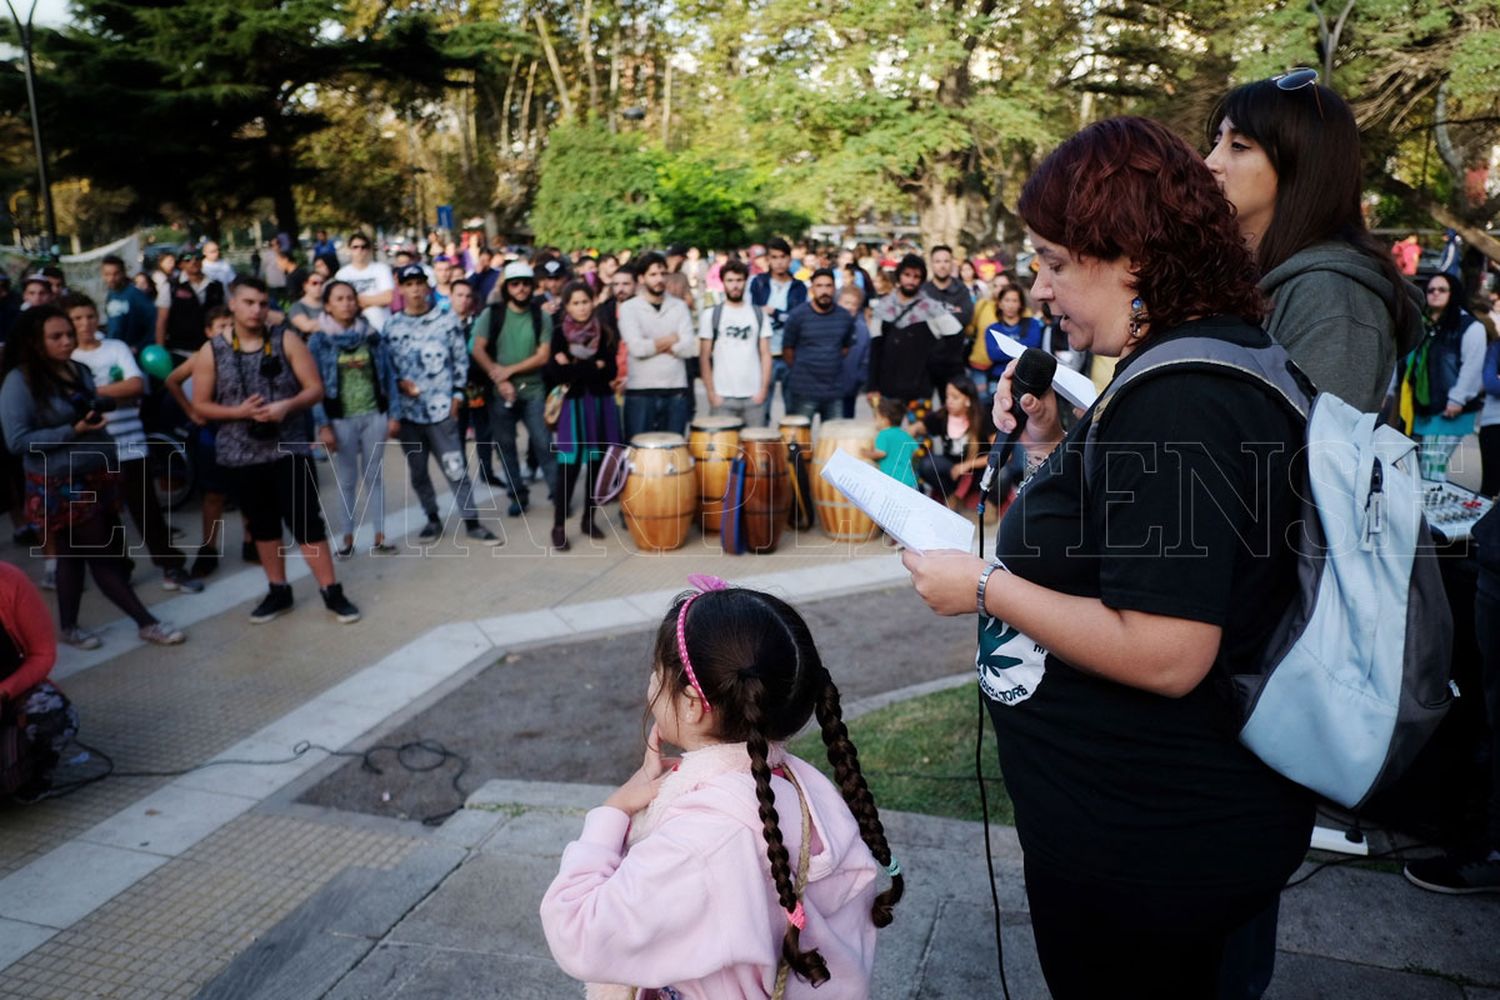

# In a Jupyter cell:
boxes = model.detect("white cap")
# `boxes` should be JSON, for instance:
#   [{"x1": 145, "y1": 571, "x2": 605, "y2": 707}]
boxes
[{"x1": 502, "y1": 261, "x2": 535, "y2": 283}]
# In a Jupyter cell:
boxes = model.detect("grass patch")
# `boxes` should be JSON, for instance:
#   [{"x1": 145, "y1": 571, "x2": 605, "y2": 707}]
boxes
[{"x1": 789, "y1": 683, "x2": 1011, "y2": 825}]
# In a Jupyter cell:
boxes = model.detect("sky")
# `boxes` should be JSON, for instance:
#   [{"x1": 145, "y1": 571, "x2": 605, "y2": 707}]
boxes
[{"x1": 9, "y1": 0, "x2": 70, "y2": 26}]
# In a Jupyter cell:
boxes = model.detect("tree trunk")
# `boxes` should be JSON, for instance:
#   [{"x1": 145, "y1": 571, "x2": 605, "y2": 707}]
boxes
[
  {"x1": 534, "y1": 13, "x2": 576, "y2": 121},
  {"x1": 520, "y1": 59, "x2": 538, "y2": 150},
  {"x1": 273, "y1": 179, "x2": 299, "y2": 244},
  {"x1": 578, "y1": 0, "x2": 600, "y2": 120},
  {"x1": 608, "y1": 16, "x2": 620, "y2": 132},
  {"x1": 916, "y1": 170, "x2": 965, "y2": 250},
  {"x1": 500, "y1": 54, "x2": 519, "y2": 152}
]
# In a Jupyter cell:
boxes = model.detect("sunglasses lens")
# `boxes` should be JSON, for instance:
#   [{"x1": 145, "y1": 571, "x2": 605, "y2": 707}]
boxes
[{"x1": 1276, "y1": 67, "x2": 1318, "y2": 91}]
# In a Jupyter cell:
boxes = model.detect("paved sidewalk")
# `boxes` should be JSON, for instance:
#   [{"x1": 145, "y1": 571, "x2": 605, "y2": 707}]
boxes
[{"x1": 200, "y1": 778, "x2": 1500, "y2": 1000}]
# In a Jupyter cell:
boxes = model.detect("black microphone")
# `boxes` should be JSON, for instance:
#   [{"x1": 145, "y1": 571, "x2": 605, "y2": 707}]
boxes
[{"x1": 980, "y1": 348, "x2": 1058, "y2": 495}]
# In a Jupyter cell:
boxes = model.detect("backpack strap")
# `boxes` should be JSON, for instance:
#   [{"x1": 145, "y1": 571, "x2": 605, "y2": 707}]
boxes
[
  {"x1": 711, "y1": 302, "x2": 724, "y2": 345},
  {"x1": 1082, "y1": 336, "x2": 1314, "y2": 494}
]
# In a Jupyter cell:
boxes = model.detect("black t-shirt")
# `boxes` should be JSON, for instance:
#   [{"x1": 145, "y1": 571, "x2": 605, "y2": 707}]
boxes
[{"x1": 988, "y1": 316, "x2": 1314, "y2": 891}]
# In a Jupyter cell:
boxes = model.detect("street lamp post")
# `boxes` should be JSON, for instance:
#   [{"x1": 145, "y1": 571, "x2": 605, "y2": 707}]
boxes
[{"x1": 4, "y1": 0, "x2": 58, "y2": 256}]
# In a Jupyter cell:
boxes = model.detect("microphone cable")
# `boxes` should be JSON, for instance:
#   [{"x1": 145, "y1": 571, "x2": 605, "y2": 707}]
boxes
[{"x1": 974, "y1": 463, "x2": 1013, "y2": 1000}]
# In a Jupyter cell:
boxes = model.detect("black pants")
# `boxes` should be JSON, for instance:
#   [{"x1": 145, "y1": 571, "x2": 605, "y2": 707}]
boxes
[
  {"x1": 55, "y1": 512, "x2": 156, "y2": 630},
  {"x1": 1476, "y1": 588, "x2": 1500, "y2": 850},
  {"x1": 457, "y1": 400, "x2": 499, "y2": 480},
  {"x1": 120, "y1": 457, "x2": 186, "y2": 571},
  {"x1": 554, "y1": 456, "x2": 598, "y2": 529},
  {"x1": 918, "y1": 452, "x2": 961, "y2": 501},
  {"x1": 1480, "y1": 424, "x2": 1500, "y2": 498},
  {"x1": 1024, "y1": 861, "x2": 1283, "y2": 1000}
]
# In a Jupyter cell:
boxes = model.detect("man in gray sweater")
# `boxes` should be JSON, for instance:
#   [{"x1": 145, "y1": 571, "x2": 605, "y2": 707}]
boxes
[{"x1": 618, "y1": 251, "x2": 697, "y2": 439}]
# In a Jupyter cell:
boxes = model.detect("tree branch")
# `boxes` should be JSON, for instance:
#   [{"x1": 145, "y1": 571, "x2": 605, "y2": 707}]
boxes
[{"x1": 1374, "y1": 174, "x2": 1500, "y2": 263}]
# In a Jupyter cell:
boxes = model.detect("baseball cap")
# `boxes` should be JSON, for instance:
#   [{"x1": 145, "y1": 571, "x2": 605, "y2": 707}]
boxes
[
  {"x1": 665, "y1": 243, "x2": 688, "y2": 258},
  {"x1": 395, "y1": 263, "x2": 429, "y2": 284},
  {"x1": 502, "y1": 261, "x2": 535, "y2": 283},
  {"x1": 538, "y1": 258, "x2": 568, "y2": 280},
  {"x1": 22, "y1": 273, "x2": 50, "y2": 289},
  {"x1": 178, "y1": 246, "x2": 201, "y2": 261}
]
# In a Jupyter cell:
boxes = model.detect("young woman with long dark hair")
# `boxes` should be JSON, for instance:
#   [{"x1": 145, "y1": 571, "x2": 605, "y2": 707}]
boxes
[
  {"x1": 544, "y1": 280, "x2": 623, "y2": 551},
  {"x1": 1207, "y1": 70, "x2": 1423, "y2": 412},
  {"x1": 0, "y1": 307, "x2": 186, "y2": 649}
]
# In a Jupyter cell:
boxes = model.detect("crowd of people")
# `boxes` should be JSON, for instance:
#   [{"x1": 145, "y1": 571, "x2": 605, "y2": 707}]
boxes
[{"x1": 1, "y1": 64, "x2": 1499, "y2": 999}]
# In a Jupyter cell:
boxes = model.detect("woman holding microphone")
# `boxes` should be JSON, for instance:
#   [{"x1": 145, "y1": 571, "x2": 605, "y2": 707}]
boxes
[{"x1": 903, "y1": 118, "x2": 1313, "y2": 998}]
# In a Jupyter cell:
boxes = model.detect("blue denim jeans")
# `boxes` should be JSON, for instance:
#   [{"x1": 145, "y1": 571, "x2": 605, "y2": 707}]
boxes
[
  {"x1": 490, "y1": 395, "x2": 557, "y2": 502},
  {"x1": 788, "y1": 396, "x2": 843, "y2": 423},
  {"x1": 623, "y1": 389, "x2": 693, "y2": 442}
]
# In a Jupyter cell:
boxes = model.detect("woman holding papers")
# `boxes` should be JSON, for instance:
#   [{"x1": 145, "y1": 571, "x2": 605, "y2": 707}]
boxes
[{"x1": 902, "y1": 118, "x2": 1313, "y2": 999}]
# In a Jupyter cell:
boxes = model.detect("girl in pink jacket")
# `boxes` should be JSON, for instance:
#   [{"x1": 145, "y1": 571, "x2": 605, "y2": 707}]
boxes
[{"x1": 540, "y1": 577, "x2": 904, "y2": 998}]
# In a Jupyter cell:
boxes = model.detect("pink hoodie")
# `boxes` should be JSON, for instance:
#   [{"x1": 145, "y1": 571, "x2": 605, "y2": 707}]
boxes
[{"x1": 540, "y1": 744, "x2": 880, "y2": 999}]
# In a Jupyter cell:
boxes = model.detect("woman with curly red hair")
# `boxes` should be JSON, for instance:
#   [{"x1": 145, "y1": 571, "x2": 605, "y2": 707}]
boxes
[{"x1": 903, "y1": 117, "x2": 1314, "y2": 997}]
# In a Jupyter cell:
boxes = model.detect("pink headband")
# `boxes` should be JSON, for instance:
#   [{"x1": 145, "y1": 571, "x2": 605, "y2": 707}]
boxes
[{"x1": 676, "y1": 574, "x2": 728, "y2": 711}]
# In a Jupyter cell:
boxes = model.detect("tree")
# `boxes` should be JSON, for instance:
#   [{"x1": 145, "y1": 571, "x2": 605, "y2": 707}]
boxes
[
  {"x1": 1, "y1": 0, "x2": 472, "y2": 239},
  {"x1": 530, "y1": 121, "x2": 658, "y2": 247}
]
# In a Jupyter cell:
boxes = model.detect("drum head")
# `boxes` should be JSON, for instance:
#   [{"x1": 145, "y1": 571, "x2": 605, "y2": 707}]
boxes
[
  {"x1": 691, "y1": 415, "x2": 745, "y2": 432},
  {"x1": 779, "y1": 415, "x2": 812, "y2": 428},
  {"x1": 819, "y1": 419, "x2": 872, "y2": 437},
  {"x1": 741, "y1": 428, "x2": 781, "y2": 442},
  {"x1": 632, "y1": 432, "x2": 687, "y2": 448}
]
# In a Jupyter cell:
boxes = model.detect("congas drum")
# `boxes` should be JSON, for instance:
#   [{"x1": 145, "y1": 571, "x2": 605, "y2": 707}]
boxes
[
  {"x1": 811, "y1": 420, "x2": 879, "y2": 542},
  {"x1": 621, "y1": 433, "x2": 697, "y2": 552},
  {"x1": 778, "y1": 414, "x2": 812, "y2": 452},
  {"x1": 739, "y1": 429, "x2": 790, "y2": 554},
  {"x1": 689, "y1": 415, "x2": 743, "y2": 533}
]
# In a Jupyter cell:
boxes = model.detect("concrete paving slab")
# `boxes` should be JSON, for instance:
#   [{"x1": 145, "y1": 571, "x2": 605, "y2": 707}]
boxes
[
  {"x1": 466, "y1": 780, "x2": 613, "y2": 812},
  {"x1": 476, "y1": 810, "x2": 597, "y2": 859},
  {"x1": 0, "y1": 840, "x2": 168, "y2": 928},
  {"x1": 78, "y1": 785, "x2": 257, "y2": 857},
  {"x1": 385, "y1": 852, "x2": 557, "y2": 959},
  {"x1": 474, "y1": 608, "x2": 572, "y2": 649},
  {"x1": 900, "y1": 900, "x2": 1047, "y2": 1000},
  {"x1": 624, "y1": 586, "x2": 685, "y2": 620},
  {"x1": 551, "y1": 596, "x2": 655, "y2": 635},
  {"x1": 326, "y1": 943, "x2": 574, "y2": 1000},
  {"x1": 1276, "y1": 865, "x2": 1500, "y2": 984},
  {"x1": 1267, "y1": 951, "x2": 1464, "y2": 999},
  {"x1": 0, "y1": 919, "x2": 56, "y2": 970}
]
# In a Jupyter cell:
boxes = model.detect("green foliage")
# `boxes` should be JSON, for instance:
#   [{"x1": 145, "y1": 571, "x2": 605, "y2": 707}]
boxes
[
  {"x1": 788, "y1": 683, "x2": 1011, "y2": 824},
  {"x1": 650, "y1": 153, "x2": 759, "y2": 250},
  {"x1": 531, "y1": 122, "x2": 659, "y2": 249}
]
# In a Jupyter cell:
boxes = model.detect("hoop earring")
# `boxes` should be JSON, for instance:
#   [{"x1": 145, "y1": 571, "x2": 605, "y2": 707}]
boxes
[{"x1": 1128, "y1": 297, "x2": 1149, "y2": 342}]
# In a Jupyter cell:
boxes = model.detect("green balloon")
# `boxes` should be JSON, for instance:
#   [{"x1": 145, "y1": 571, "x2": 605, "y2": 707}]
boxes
[{"x1": 139, "y1": 344, "x2": 174, "y2": 380}]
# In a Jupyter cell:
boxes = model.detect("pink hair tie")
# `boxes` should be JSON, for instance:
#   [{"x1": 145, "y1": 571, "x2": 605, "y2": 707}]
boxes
[
  {"x1": 676, "y1": 576, "x2": 728, "y2": 712},
  {"x1": 787, "y1": 901, "x2": 806, "y2": 930}
]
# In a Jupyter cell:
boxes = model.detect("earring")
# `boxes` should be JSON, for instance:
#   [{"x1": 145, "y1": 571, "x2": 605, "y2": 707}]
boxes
[{"x1": 1128, "y1": 297, "x2": 1149, "y2": 340}]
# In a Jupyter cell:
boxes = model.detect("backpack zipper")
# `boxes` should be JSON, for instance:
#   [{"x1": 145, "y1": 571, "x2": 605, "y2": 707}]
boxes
[{"x1": 1362, "y1": 458, "x2": 1385, "y2": 549}]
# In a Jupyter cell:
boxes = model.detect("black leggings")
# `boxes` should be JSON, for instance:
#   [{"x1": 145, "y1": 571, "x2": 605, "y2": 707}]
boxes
[
  {"x1": 55, "y1": 512, "x2": 157, "y2": 630},
  {"x1": 1024, "y1": 861, "x2": 1282, "y2": 1000},
  {"x1": 554, "y1": 456, "x2": 598, "y2": 528},
  {"x1": 1480, "y1": 424, "x2": 1500, "y2": 498}
]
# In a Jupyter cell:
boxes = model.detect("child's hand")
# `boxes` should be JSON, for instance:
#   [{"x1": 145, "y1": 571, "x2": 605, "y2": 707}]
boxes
[{"x1": 604, "y1": 723, "x2": 672, "y2": 816}]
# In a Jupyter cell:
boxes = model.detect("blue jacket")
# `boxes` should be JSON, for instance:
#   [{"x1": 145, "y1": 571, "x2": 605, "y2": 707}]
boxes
[
  {"x1": 105, "y1": 286, "x2": 158, "y2": 350},
  {"x1": 306, "y1": 323, "x2": 398, "y2": 428},
  {"x1": 748, "y1": 273, "x2": 807, "y2": 354}
]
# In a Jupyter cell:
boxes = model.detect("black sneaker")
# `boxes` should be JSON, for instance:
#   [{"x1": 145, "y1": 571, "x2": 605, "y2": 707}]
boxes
[
  {"x1": 188, "y1": 549, "x2": 220, "y2": 579},
  {"x1": 320, "y1": 583, "x2": 362, "y2": 624},
  {"x1": 162, "y1": 568, "x2": 205, "y2": 594},
  {"x1": 507, "y1": 496, "x2": 530, "y2": 517},
  {"x1": 1404, "y1": 853, "x2": 1500, "y2": 895},
  {"x1": 464, "y1": 520, "x2": 502, "y2": 546},
  {"x1": 418, "y1": 517, "x2": 442, "y2": 541},
  {"x1": 249, "y1": 583, "x2": 294, "y2": 624}
]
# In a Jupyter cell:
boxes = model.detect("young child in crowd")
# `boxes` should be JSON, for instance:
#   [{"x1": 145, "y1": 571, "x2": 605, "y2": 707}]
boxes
[
  {"x1": 541, "y1": 577, "x2": 903, "y2": 999},
  {"x1": 867, "y1": 397, "x2": 919, "y2": 489}
]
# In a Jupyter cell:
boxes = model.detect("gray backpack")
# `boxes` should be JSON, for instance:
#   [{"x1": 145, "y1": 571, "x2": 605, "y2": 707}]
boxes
[{"x1": 1085, "y1": 337, "x2": 1453, "y2": 809}]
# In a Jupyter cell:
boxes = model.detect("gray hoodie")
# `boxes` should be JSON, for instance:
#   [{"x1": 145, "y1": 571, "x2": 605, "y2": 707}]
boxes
[{"x1": 1260, "y1": 241, "x2": 1424, "y2": 413}]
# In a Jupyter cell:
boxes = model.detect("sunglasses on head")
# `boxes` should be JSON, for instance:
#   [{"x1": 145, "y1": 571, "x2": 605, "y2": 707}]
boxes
[{"x1": 1273, "y1": 66, "x2": 1323, "y2": 117}]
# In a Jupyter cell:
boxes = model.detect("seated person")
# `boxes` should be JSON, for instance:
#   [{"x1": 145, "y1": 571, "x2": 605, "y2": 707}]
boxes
[{"x1": 0, "y1": 561, "x2": 77, "y2": 801}]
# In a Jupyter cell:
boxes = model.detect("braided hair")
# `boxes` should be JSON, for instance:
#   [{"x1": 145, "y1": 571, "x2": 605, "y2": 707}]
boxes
[{"x1": 651, "y1": 587, "x2": 904, "y2": 987}]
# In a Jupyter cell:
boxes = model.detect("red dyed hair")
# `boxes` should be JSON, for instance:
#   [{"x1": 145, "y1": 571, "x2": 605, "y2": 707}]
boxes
[{"x1": 1017, "y1": 116, "x2": 1262, "y2": 334}]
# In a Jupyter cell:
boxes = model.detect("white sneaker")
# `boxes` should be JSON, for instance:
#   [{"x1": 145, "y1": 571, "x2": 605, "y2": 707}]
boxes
[
  {"x1": 138, "y1": 622, "x2": 186, "y2": 645},
  {"x1": 60, "y1": 626, "x2": 101, "y2": 650},
  {"x1": 40, "y1": 568, "x2": 56, "y2": 591}
]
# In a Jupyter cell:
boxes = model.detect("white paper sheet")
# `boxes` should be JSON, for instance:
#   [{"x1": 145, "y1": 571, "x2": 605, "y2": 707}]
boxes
[
  {"x1": 987, "y1": 331, "x2": 1099, "y2": 411},
  {"x1": 818, "y1": 449, "x2": 976, "y2": 553}
]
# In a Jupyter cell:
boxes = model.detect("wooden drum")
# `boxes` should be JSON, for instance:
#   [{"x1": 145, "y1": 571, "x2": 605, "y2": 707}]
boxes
[
  {"x1": 811, "y1": 419, "x2": 879, "y2": 542},
  {"x1": 778, "y1": 414, "x2": 812, "y2": 452},
  {"x1": 621, "y1": 433, "x2": 697, "y2": 552},
  {"x1": 689, "y1": 415, "x2": 743, "y2": 533},
  {"x1": 739, "y1": 429, "x2": 790, "y2": 554}
]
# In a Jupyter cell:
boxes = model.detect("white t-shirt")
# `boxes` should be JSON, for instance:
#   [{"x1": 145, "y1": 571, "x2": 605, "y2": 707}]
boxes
[
  {"x1": 71, "y1": 338, "x2": 148, "y2": 462},
  {"x1": 698, "y1": 301, "x2": 769, "y2": 398},
  {"x1": 335, "y1": 261, "x2": 395, "y2": 331}
]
